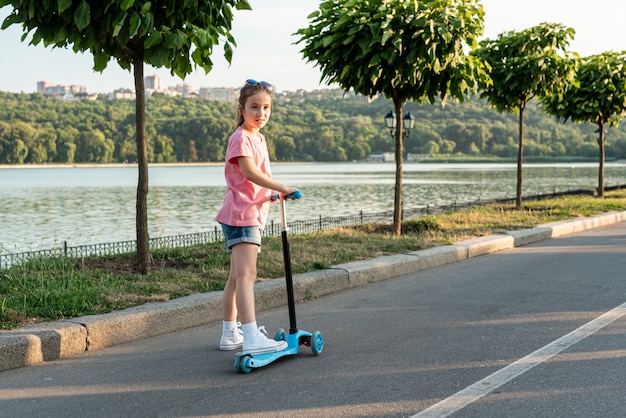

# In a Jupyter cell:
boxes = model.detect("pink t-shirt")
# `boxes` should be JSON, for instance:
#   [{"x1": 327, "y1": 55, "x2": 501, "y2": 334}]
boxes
[{"x1": 215, "y1": 126, "x2": 272, "y2": 228}]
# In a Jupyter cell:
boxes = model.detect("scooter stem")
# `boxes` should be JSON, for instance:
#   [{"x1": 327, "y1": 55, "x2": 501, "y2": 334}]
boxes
[{"x1": 278, "y1": 191, "x2": 301, "y2": 334}]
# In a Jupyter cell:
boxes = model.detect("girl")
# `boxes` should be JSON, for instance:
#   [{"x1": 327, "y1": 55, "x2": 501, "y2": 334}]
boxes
[{"x1": 216, "y1": 79, "x2": 299, "y2": 354}]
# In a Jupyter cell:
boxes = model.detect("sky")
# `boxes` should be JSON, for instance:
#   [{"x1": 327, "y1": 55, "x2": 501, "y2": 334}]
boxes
[{"x1": 1, "y1": 0, "x2": 626, "y2": 94}]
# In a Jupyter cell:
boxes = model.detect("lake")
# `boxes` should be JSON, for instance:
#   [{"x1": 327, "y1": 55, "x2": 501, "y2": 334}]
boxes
[{"x1": 1, "y1": 162, "x2": 625, "y2": 253}]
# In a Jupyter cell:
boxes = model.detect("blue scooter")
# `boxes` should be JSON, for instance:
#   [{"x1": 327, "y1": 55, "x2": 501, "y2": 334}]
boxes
[{"x1": 234, "y1": 190, "x2": 324, "y2": 373}]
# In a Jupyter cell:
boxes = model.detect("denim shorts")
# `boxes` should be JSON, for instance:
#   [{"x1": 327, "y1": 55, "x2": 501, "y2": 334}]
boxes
[{"x1": 221, "y1": 224, "x2": 262, "y2": 253}]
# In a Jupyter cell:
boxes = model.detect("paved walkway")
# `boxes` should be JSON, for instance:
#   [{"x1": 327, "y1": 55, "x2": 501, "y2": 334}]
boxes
[{"x1": 1, "y1": 212, "x2": 626, "y2": 417}]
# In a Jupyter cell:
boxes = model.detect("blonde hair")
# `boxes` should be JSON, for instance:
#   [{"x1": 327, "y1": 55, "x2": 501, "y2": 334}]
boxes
[{"x1": 236, "y1": 81, "x2": 275, "y2": 127}]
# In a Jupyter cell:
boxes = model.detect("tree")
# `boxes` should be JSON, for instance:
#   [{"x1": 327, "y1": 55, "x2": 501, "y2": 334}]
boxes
[
  {"x1": 543, "y1": 52, "x2": 626, "y2": 197},
  {"x1": 296, "y1": 0, "x2": 488, "y2": 234},
  {"x1": 1, "y1": 0, "x2": 251, "y2": 273},
  {"x1": 273, "y1": 135, "x2": 297, "y2": 161},
  {"x1": 473, "y1": 23, "x2": 576, "y2": 209}
]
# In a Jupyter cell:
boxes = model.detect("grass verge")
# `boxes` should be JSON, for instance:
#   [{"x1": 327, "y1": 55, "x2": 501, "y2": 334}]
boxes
[{"x1": 2, "y1": 190, "x2": 626, "y2": 330}]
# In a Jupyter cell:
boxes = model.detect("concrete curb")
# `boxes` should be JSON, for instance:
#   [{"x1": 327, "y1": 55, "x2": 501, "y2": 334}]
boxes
[{"x1": 2, "y1": 211, "x2": 625, "y2": 372}]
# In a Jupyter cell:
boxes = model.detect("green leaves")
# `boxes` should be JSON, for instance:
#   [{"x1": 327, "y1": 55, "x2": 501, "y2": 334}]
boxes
[
  {"x1": 163, "y1": 29, "x2": 186, "y2": 49},
  {"x1": 544, "y1": 52, "x2": 626, "y2": 127},
  {"x1": 235, "y1": 0, "x2": 251, "y2": 11},
  {"x1": 474, "y1": 23, "x2": 576, "y2": 114},
  {"x1": 222, "y1": 41, "x2": 233, "y2": 64},
  {"x1": 93, "y1": 51, "x2": 109, "y2": 72},
  {"x1": 296, "y1": 0, "x2": 486, "y2": 104},
  {"x1": 58, "y1": 0, "x2": 72, "y2": 14},
  {"x1": 74, "y1": 2, "x2": 90, "y2": 31},
  {"x1": 121, "y1": 0, "x2": 135, "y2": 11},
  {"x1": 4, "y1": 0, "x2": 249, "y2": 77},
  {"x1": 128, "y1": 12, "x2": 141, "y2": 38}
]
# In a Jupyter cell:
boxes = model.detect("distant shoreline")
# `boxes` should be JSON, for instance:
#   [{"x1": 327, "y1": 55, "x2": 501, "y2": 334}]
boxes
[
  {"x1": 0, "y1": 161, "x2": 322, "y2": 170},
  {"x1": 2, "y1": 159, "x2": 624, "y2": 170},
  {"x1": 0, "y1": 162, "x2": 225, "y2": 169}
]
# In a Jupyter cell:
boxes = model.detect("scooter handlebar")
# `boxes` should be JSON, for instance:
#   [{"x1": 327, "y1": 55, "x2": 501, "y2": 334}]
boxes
[
  {"x1": 270, "y1": 190, "x2": 302, "y2": 201},
  {"x1": 284, "y1": 190, "x2": 302, "y2": 200}
]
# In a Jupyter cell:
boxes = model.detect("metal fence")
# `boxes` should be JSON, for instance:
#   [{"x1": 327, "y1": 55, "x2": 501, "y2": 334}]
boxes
[{"x1": 0, "y1": 187, "x2": 612, "y2": 270}]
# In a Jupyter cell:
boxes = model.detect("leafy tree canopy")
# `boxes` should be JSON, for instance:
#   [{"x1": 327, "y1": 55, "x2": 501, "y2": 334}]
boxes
[
  {"x1": 0, "y1": 0, "x2": 252, "y2": 78},
  {"x1": 296, "y1": 0, "x2": 489, "y2": 104},
  {"x1": 543, "y1": 51, "x2": 626, "y2": 128},
  {"x1": 473, "y1": 23, "x2": 577, "y2": 113}
]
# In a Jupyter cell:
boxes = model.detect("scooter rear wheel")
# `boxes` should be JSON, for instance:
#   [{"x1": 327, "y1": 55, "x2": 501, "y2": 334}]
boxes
[{"x1": 238, "y1": 355, "x2": 253, "y2": 374}]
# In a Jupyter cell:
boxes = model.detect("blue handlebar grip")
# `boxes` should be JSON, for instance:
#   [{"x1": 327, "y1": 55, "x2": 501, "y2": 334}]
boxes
[
  {"x1": 270, "y1": 190, "x2": 302, "y2": 201},
  {"x1": 284, "y1": 190, "x2": 302, "y2": 200}
]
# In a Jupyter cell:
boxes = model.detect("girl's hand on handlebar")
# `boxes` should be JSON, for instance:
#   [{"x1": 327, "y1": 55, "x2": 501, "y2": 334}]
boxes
[
  {"x1": 270, "y1": 188, "x2": 301, "y2": 201},
  {"x1": 283, "y1": 190, "x2": 302, "y2": 200},
  {"x1": 283, "y1": 186, "x2": 298, "y2": 196}
]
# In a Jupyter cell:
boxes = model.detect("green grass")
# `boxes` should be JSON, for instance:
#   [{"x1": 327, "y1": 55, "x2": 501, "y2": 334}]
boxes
[{"x1": 2, "y1": 189, "x2": 626, "y2": 330}]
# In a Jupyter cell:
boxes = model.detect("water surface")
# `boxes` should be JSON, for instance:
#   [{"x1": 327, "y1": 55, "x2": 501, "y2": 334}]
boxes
[{"x1": 1, "y1": 162, "x2": 624, "y2": 253}]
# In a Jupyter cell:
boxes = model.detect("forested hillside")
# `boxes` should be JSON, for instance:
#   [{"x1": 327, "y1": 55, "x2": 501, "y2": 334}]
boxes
[{"x1": 1, "y1": 90, "x2": 625, "y2": 164}]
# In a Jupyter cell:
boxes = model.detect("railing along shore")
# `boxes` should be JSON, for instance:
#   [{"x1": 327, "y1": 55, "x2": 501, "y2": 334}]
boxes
[{"x1": 1, "y1": 187, "x2": 619, "y2": 270}]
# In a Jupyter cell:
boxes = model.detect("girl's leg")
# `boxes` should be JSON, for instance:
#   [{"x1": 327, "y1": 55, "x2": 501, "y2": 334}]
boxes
[
  {"x1": 219, "y1": 256, "x2": 243, "y2": 351},
  {"x1": 230, "y1": 242, "x2": 259, "y2": 324},
  {"x1": 231, "y1": 242, "x2": 287, "y2": 354},
  {"x1": 222, "y1": 259, "x2": 237, "y2": 322}
]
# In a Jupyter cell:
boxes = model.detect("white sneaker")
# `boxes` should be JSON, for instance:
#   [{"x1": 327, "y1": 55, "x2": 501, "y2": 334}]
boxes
[
  {"x1": 242, "y1": 326, "x2": 287, "y2": 354},
  {"x1": 219, "y1": 322, "x2": 243, "y2": 351}
]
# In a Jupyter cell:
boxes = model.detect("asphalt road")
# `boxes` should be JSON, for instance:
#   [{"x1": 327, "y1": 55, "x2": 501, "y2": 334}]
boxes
[{"x1": 1, "y1": 222, "x2": 626, "y2": 418}]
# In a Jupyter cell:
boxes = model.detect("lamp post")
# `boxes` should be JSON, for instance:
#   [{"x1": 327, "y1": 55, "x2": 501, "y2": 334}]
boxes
[{"x1": 384, "y1": 110, "x2": 415, "y2": 139}]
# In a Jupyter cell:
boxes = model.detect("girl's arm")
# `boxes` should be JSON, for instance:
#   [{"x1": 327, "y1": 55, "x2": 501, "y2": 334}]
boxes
[{"x1": 237, "y1": 157, "x2": 297, "y2": 195}]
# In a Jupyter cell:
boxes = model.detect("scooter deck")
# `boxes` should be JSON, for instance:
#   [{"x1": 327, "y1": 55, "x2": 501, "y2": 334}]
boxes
[{"x1": 234, "y1": 329, "x2": 322, "y2": 373}]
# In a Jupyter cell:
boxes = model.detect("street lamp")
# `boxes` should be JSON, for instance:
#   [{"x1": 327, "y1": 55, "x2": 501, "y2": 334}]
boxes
[{"x1": 384, "y1": 110, "x2": 415, "y2": 139}]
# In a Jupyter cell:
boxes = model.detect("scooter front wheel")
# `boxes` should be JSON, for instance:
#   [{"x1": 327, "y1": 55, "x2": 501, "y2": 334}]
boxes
[
  {"x1": 311, "y1": 331, "x2": 323, "y2": 356},
  {"x1": 274, "y1": 328, "x2": 286, "y2": 341}
]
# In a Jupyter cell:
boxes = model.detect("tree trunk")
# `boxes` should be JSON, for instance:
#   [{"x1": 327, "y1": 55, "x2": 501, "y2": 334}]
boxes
[
  {"x1": 597, "y1": 122, "x2": 605, "y2": 197},
  {"x1": 515, "y1": 104, "x2": 526, "y2": 210},
  {"x1": 392, "y1": 99, "x2": 403, "y2": 236},
  {"x1": 133, "y1": 56, "x2": 151, "y2": 274}
]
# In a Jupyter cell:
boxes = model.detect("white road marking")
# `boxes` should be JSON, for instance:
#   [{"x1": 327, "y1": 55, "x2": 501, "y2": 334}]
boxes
[{"x1": 413, "y1": 302, "x2": 626, "y2": 418}]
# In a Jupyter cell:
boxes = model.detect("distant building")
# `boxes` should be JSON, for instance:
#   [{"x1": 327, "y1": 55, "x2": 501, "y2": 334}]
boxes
[
  {"x1": 35, "y1": 79, "x2": 378, "y2": 105},
  {"x1": 369, "y1": 153, "x2": 395, "y2": 162},
  {"x1": 144, "y1": 75, "x2": 163, "y2": 98},
  {"x1": 407, "y1": 153, "x2": 429, "y2": 162},
  {"x1": 108, "y1": 88, "x2": 136, "y2": 100},
  {"x1": 144, "y1": 74, "x2": 162, "y2": 91},
  {"x1": 199, "y1": 87, "x2": 239, "y2": 102},
  {"x1": 167, "y1": 83, "x2": 198, "y2": 98},
  {"x1": 37, "y1": 80, "x2": 87, "y2": 99}
]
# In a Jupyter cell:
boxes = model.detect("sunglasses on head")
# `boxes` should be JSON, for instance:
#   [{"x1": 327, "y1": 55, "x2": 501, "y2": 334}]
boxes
[{"x1": 246, "y1": 79, "x2": 272, "y2": 87}]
